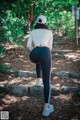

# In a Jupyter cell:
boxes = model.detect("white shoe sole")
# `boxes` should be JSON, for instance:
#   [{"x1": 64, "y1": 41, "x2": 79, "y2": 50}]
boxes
[
  {"x1": 35, "y1": 79, "x2": 42, "y2": 86},
  {"x1": 42, "y1": 105, "x2": 54, "y2": 116}
]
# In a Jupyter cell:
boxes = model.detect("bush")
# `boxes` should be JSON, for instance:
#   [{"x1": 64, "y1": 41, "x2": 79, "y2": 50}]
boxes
[
  {"x1": 0, "y1": 65, "x2": 9, "y2": 71},
  {"x1": 3, "y1": 10, "x2": 27, "y2": 45},
  {"x1": 47, "y1": 10, "x2": 75, "y2": 40},
  {"x1": 0, "y1": 45, "x2": 5, "y2": 55}
]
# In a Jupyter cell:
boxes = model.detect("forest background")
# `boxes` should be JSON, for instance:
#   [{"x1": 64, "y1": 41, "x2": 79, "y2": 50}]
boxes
[{"x1": 0, "y1": 0, "x2": 79, "y2": 70}]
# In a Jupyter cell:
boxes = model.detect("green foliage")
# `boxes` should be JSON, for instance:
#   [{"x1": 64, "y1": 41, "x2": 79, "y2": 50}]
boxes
[
  {"x1": 4, "y1": 10, "x2": 27, "y2": 45},
  {"x1": 0, "y1": 0, "x2": 78, "y2": 43},
  {"x1": 0, "y1": 45, "x2": 5, "y2": 55},
  {"x1": 0, "y1": 65, "x2": 9, "y2": 71},
  {"x1": 33, "y1": 0, "x2": 76, "y2": 39},
  {"x1": 0, "y1": 0, "x2": 79, "y2": 71},
  {"x1": 47, "y1": 11, "x2": 75, "y2": 39},
  {"x1": 0, "y1": 1, "x2": 27, "y2": 45}
]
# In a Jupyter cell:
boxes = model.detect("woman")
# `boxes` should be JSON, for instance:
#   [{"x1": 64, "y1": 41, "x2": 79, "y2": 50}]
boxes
[{"x1": 27, "y1": 15, "x2": 54, "y2": 116}]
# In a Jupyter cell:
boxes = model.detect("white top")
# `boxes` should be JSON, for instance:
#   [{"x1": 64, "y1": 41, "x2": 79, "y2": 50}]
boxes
[{"x1": 27, "y1": 29, "x2": 53, "y2": 51}]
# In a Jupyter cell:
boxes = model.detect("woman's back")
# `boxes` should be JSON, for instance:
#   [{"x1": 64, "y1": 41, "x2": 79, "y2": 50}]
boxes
[
  {"x1": 27, "y1": 28, "x2": 53, "y2": 50},
  {"x1": 30, "y1": 29, "x2": 52, "y2": 45}
]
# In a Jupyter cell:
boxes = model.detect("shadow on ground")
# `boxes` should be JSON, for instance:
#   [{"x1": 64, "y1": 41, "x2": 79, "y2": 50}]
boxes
[{"x1": 0, "y1": 93, "x2": 80, "y2": 120}]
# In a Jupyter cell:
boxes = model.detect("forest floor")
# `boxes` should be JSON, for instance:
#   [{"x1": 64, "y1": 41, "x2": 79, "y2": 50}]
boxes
[{"x1": 0, "y1": 38, "x2": 80, "y2": 120}]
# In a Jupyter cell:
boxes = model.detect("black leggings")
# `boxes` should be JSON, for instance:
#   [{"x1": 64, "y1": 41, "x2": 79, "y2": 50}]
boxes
[{"x1": 30, "y1": 46, "x2": 51, "y2": 103}]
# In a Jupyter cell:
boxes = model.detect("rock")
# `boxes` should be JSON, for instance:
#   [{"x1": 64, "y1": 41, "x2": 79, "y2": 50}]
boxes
[
  {"x1": 28, "y1": 85, "x2": 60, "y2": 97},
  {"x1": 51, "y1": 50, "x2": 72, "y2": 54},
  {"x1": 1, "y1": 83, "x2": 80, "y2": 97},
  {"x1": 1, "y1": 69, "x2": 36, "y2": 78},
  {"x1": 28, "y1": 85, "x2": 43, "y2": 97},
  {"x1": 61, "y1": 85, "x2": 80, "y2": 94},
  {"x1": 52, "y1": 53, "x2": 65, "y2": 59},
  {"x1": 11, "y1": 84, "x2": 27, "y2": 96},
  {"x1": 51, "y1": 85, "x2": 61, "y2": 95},
  {"x1": 2, "y1": 69, "x2": 80, "y2": 79},
  {"x1": 0, "y1": 84, "x2": 9, "y2": 93},
  {"x1": 69, "y1": 72, "x2": 80, "y2": 79},
  {"x1": 56, "y1": 71, "x2": 80, "y2": 79},
  {"x1": 56, "y1": 71, "x2": 70, "y2": 78},
  {"x1": 17, "y1": 70, "x2": 36, "y2": 77},
  {"x1": 1, "y1": 69, "x2": 15, "y2": 75}
]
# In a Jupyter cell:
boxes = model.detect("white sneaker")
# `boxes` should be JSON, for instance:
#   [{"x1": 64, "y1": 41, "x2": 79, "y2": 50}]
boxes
[
  {"x1": 42, "y1": 104, "x2": 54, "y2": 116},
  {"x1": 35, "y1": 78, "x2": 42, "y2": 86}
]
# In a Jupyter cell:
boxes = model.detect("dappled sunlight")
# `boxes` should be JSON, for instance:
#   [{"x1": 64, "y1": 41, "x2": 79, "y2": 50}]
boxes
[
  {"x1": 54, "y1": 60, "x2": 61, "y2": 65},
  {"x1": 19, "y1": 55, "x2": 24, "y2": 58},
  {"x1": 0, "y1": 77, "x2": 35, "y2": 87},
  {"x1": 4, "y1": 62, "x2": 11, "y2": 66},
  {"x1": 0, "y1": 42, "x2": 80, "y2": 120},
  {"x1": 53, "y1": 76, "x2": 59, "y2": 80},
  {"x1": 52, "y1": 67, "x2": 57, "y2": 70},
  {"x1": 0, "y1": 54, "x2": 6, "y2": 58},
  {"x1": 0, "y1": 81, "x2": 8, "y2": 85},
  {"x1": 0, "y1": 1, "x2": 80, "y2": 119},
  {"x1": 0, "y1": 94, "x2": 31, "y2": 111},
  {"x1": 23, "y1": 34, "x2": 29, "y2": 39},
  {"x1": 17, "y1": 58, "x2": 28, "y2": 63},
  {"x1": 65, "y1": 52, "x2": 80, "y2": 61},
  {"x1": 0, "y1": 42, "x2": 36, "y2": 71},
  {"x1": 3, "y1": 42, "x2": 19, "y2": 50},
  {"x1": 52, "y1": 47, "x2": 80, "y2": 73},
  {"x1": 54, "y1": 94, "x2": 72, "y2": 101},
  {"x1": 66, "y1": 61, "x2": 72, "y2": 64},
  {"x1": 72, "y1": 79, "x2": 80, "y2": 84},
  {"x1": 2, "y1": 95, "x2": 18, "y2": 104},
  {"x1": 1, "y1": 41, "x2": 80, "y2": 74}
]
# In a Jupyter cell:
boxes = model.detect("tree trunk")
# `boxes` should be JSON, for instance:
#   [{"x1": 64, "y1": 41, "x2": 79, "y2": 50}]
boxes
[
  {"x1": 30, "y1": 4, "x2": 34, "y2": 25},
  {"x1": 27, "y1": 12, "x2": 31, "y2": 32},
  {"x1": 26, "y1": 4, "x2": 34, "y2": 33}
]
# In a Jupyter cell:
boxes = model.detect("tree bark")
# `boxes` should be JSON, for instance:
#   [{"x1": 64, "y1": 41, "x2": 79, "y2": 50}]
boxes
[{"x1": 26, "y1": 4, "x2": 34, "y2": 32}]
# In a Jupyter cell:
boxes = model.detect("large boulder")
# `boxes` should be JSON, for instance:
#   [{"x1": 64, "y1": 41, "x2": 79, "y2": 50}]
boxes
[
  {"x1": 11, "y1": 84, "x2": 27, "y2": 96},
  {"x1": 56, "y1": 71, "x2": 80, "y2": 79}
]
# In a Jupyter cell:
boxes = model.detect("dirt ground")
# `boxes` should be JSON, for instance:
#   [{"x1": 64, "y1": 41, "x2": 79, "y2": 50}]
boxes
[{"x1": 0, "y1": 40, "x2": 80, "y2": 120}]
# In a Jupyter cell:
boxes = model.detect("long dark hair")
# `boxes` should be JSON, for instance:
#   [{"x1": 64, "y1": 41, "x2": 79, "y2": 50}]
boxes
[{"x1": 35, "y1": 23, "x2": 48, "y2": 29}]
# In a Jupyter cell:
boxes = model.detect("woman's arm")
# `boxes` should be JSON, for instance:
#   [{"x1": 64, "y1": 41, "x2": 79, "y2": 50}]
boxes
[
  {"x1": 48, "y1": 32, "x2": 53, "y2": 50},
  {"x1": 27, "y1": 32, "x2": 33, "y2": 51}
]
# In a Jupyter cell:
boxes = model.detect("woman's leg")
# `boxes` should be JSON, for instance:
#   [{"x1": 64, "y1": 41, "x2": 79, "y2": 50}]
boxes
[
  {"x1": 29, "y1": 47, "x2": 54, "y2": 116},
  {"x1": 41, "y1": 55, "x2": 51, "y2": 104},
  {"x1": 35, "y1": 64, "x2": 42, "y2": 86},
  {"x1": 36, "y1": 64, "x2": 41, "y2": 78},
  {"x1": 40, "y1": 49, "x2": 54, "y2": 116},
  {"x1": 30, "y1": 47, "x2": 51, "y2": 101}
]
